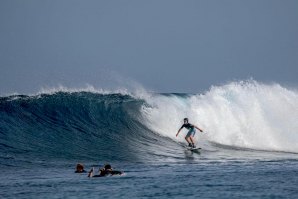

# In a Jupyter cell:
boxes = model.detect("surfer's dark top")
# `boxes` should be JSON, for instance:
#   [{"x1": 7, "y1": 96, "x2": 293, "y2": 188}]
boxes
[{"x1": 181, "y1": 123, "x2": 194, "y2": 130}]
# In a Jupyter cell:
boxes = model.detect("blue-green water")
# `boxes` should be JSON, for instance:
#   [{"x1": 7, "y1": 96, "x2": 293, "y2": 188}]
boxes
[{"x1": 1, "y1": 157, "x2": 298, "y2": 199}]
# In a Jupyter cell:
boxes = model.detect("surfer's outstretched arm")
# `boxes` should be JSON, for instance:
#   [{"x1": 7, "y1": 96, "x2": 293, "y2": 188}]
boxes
[
  {"x1": 176, "y1": 127, "x2": 183, "y2": 137},
  {"x1": 194, "y1": 125, "x2": 203, "y2": 132},
  {"x1": 88, "y1": 167, "x2": 94, "y2": 178}
]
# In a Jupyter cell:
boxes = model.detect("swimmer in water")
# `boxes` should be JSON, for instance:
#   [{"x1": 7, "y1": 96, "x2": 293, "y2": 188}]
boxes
[
  {"x1": 75, "y1": 163, "x2": 86, "y2": 173},
  {"x1": 88, "y1": 164, "x2": 123, "y2": 177}
]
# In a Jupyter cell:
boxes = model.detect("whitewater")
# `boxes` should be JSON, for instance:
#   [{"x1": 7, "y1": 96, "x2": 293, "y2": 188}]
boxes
[
  {"x1": 1, "y1": 80, "x2": 298, "y2": 198},
  {"x1": 142, "y1": 80, "x2": 298, "y2": 153}
]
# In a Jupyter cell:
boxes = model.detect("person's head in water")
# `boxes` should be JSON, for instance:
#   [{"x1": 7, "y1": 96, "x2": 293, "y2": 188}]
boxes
[
  {"x1": 104, "y1": 164, "x2": 112, "y2": 170},
  {"x1": 184, "y1": 118, "x2": 189, "y2": 124},
  {"x1": 75, "y1": 163, "x2": 85, "y2": 173}
]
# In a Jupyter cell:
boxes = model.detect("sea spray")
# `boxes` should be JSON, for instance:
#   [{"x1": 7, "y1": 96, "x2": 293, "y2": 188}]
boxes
[{"x1": 141, "y1": 80, "x2": 298, "y2": 153}]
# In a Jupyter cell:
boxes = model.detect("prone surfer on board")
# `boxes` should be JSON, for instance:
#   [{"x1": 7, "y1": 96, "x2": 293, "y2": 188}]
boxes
[
  {"x1": 176, "y1": 118, "x2": 203, "y2": 148},
  {"x1": 88, "y1": 164, "x2": 123, "y2": 177}
]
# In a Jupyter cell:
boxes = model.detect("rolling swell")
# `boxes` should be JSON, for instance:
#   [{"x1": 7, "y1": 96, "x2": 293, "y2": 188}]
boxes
[{"x1": 0, "y1": 92, "x2": 172, "y2": 164}]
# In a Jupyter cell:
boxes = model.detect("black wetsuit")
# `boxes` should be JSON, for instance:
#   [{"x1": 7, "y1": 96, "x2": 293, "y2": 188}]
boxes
[
  {"x1": 181, "y1": 123, "x2": 194, "y2": 130},
  {"x1": 93, "y1": 170, "x2": 123, "y2": 177}
]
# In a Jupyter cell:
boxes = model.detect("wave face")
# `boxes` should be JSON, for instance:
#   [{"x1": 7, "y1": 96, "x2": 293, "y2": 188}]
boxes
[
  {"x1": 1, "y1": 81, "x2": 298, "y2": 164},
  {"x1": 0, "y1": 92, "x2": 162, "y2": 163}
]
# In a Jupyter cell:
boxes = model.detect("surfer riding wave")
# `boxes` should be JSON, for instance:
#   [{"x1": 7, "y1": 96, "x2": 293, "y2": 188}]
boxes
[{"x1": 176, "y1": 118, "x2": 204, "y2": 148}]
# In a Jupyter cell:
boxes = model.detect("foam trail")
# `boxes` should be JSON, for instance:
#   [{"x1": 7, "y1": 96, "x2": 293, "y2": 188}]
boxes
[{"x1": 141, "y1": 80, "x2": 298, "y2": 153}]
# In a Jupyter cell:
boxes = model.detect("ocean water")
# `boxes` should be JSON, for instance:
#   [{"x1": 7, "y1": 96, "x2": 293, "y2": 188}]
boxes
[{"x1": 1, "y1": 81, "x2": 298, "y2": 198}]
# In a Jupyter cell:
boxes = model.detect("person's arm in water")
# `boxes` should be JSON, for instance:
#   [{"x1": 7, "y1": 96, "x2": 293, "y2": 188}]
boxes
[
  {"x1": 176, "y1": 125, "x2": 184, "y2": 137},
  {"x1": 88, "y1": 167, "x2": 94, "y2": 178}
]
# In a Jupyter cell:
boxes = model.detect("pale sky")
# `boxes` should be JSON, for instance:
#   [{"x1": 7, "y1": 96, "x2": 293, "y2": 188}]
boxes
[{"x1": 1, "y1": 0, "x2": 298, "y2": 94}]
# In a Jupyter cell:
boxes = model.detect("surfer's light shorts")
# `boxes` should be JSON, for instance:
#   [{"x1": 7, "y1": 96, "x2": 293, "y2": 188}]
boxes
[{"x1": 186, "y1": 128, "x2": 196, "y2": 137}]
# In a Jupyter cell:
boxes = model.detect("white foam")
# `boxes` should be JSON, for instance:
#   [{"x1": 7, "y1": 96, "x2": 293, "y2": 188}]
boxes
[
  {"x1": 0, "y1": 83, "x2": 151, "y2": 99},
  {"x1": 37, "y1": 84, "x2": 128, "y2": 95},
  {"x1": 141, "y1": 80, "x2": 298, "y2": 153},
  {"x1": 36, "y1": 84, "x2": 154, "y2": 100}
]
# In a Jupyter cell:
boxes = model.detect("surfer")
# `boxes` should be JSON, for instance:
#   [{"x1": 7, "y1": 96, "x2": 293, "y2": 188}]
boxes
[
  {"x1": 176, "y1": 118, "x2": 203, "y2": 148},
  {"x1": 88, "y1": 164, "x2": 123, "y2": 177}
]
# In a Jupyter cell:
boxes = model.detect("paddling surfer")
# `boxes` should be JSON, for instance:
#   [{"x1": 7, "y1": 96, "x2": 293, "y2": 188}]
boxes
[{"x1": 88, "y1": 164, "x2": 123, "y2": 177}]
